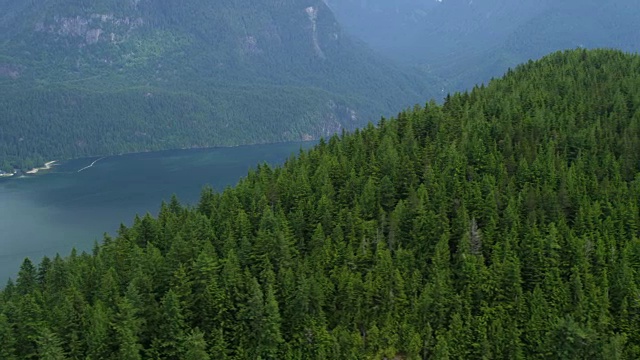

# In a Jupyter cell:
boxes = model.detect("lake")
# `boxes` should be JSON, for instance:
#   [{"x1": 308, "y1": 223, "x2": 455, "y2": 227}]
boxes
[{"x1": 0, "y1": 142, "x2": 314, "y2": 284}]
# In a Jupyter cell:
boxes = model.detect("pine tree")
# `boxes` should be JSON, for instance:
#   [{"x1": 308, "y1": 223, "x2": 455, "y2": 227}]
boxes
[
  {"x1": 85, "y1": 300, "x2": 112, "y2": 360},
  {"x1": 183, "y1": 329, "x2": 210, "y2": 360},
  {"x1": 261, "y1": 284, "x2": 284, "y2": 359},
  {"x1": 0, "y1": 312, "x2": 17, "y2": 360},
  {"x1": 13, "y1": 293, "x2": 43, "y2": 359},
  {"x1": 151, "y1": 290, "x2": 186, "y2": 359},
  {"x1": 434, "y1": 333, "x2": 450, "y2": 360},
  {"x1": 16, "y1": 258, "x2": 37, "y2": 295},
  {"x1": 113, "y1": 297, "x2": 142, "y2": 360},
  {"x1": 37, "y1": 328, "x2": 67, "y2": 360}
]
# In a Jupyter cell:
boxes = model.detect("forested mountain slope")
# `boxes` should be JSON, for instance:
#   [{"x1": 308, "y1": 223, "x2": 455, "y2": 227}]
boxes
[
  {"x1": 327, "y1": 0, "x2": 640, "y2": 92},
  {"x1": 0, "y1": 0, "x2": 432, "y2": 171},
  {"x1": 2, "y1": 49, "x2": 640, "y2": 358}
]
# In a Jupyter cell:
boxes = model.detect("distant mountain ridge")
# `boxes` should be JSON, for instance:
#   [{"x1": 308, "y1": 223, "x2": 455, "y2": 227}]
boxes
[
  {"x1": 327, "y1": 0, "x2": 640, "y2": 91},
  {"x1": 0, "y1": 0, "x2": 433, "y2": 170}
]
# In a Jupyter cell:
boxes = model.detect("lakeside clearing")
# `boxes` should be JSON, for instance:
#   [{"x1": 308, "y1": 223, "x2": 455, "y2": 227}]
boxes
[{"x1": 25, "y1": 161, "x2": 58, "y2": 174}]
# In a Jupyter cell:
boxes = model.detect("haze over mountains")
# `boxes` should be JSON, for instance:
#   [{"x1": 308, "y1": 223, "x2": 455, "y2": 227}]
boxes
[
  {"x1": 326, "y1": 0, "x2": 640, "y2": 90},
  {"x1": 0, "y1": 0, "x2": 432, "y2": 170}
]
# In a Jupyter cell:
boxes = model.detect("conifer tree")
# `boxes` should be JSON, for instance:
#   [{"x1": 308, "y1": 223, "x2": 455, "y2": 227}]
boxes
[
  {"x1": 37, "y1": 328, "x2": 67, "y2": 360},
  {"x1": 0, "y1": 312, "x2": 17, "y2": 360},
  {"x1": 183, "y1": 329, "x2": 210, "y2": 360}
]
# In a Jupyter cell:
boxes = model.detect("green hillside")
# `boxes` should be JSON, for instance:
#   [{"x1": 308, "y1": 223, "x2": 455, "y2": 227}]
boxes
[
  {"x1": 2, "y1": 49, "x2": 640, "y2": 358},
  {"x1": 0, "y1": 0, "x2": 432, "y2": 171}
]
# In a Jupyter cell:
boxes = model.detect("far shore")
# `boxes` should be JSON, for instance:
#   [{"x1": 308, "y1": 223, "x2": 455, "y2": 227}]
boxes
[
  {"x1": 25, "y1": 160, "x2": 58, "y2": 175},
  {"x1": 5, "y1": 140, "x2": 317, "y2": 179}
]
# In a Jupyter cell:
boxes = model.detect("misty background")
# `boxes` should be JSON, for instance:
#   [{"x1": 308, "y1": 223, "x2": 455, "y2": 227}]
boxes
[{"x1": 326, "y1": 0, "x2": 640, "y2": 91}]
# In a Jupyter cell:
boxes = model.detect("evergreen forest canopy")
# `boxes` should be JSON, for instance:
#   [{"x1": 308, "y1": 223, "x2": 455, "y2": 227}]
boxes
[
  {"x1": 2, "y1": 49, "x2": 640, "y2": 359},
  {"x1": 0, "y1": 0, "x2": 432, "y2": 171}
]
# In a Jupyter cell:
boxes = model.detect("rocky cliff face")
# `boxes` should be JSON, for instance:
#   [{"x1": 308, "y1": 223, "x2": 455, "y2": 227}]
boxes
[
  {"x1": 34, "y1": 14, "x2": 144, "y2": 45},
  {"x1": 3, "y1": 0, "x2": 349, "y2": 74}
]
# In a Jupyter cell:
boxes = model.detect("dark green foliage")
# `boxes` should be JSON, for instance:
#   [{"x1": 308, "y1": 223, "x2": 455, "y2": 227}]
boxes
[
  {"x1": 0, "y1": 313, "x2": 17, "y2": 360},
  {"x1": 37, "y1": 328, "x2": 67, "y2": 360},
  {"x1": 183, "y1": 329, "x2": 210, "y2": 360},
  {"x1": 2, "y1": 49, "x2": 640, "y2": 358}
]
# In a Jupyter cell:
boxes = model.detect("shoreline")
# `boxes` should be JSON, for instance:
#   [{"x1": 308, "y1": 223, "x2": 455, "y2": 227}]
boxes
[
  {"x1": 25, "y1": 160, "x2": 58, "y2": 175},
  {"x1": 5, "y1": 140, "x2": 318, "y2": 179},
  {"x1": 116, "y1": 139, "x2": 317, "y2": 157}
]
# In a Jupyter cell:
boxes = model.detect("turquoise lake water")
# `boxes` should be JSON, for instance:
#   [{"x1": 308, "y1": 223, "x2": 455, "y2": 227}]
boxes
[{"x1": 0, "y1": 142, "x2": 314, "y2": 283}]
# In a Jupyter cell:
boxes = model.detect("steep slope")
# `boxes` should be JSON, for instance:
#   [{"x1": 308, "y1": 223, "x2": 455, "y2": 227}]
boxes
[
  {"x1": 327, "y1": 0, "x2": 640, "y2": 90},
  {"x1": 0, "y1": 0, "x2": 433, "y2": 170},
  {"x1": 2, "y1": 49, "x2": 640, "y2": 358},
  {"x1": 324, "y1": 0, "x2": 439, "y2": 54}
]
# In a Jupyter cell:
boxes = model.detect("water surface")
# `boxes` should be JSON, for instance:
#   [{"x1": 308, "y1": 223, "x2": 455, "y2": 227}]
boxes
[{"x1": 0, "y1": 142, "x2": 313, "y2": 283}]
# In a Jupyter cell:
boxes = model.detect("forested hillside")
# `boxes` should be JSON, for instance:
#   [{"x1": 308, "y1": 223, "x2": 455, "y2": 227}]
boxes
[
  {"x1": 0, "y1": 0, "x2": 432, "y2": 171},
  {"x1": 2, "y1": 49, "x2": 640, "y2": 358}
]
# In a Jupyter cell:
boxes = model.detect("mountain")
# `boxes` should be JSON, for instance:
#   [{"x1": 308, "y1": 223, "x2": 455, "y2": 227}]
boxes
[
  {"x1": 324, "y1": 0, "x2": 439, "y2": 57},
  {"x1": 326, "y1": 0, "x2": 640, "y2": 90},
  {"x1": 0, "y1": 0, "x2": 434, "y2": 170},
  {"x1": 2, "y1": 49, "x2": 640, "y2": 358}
]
